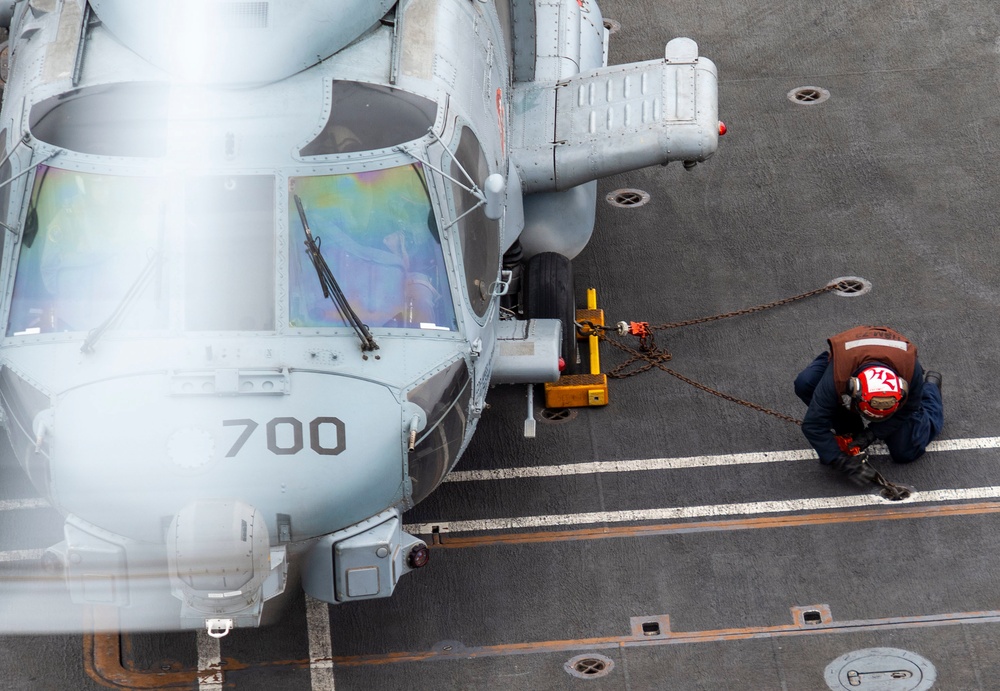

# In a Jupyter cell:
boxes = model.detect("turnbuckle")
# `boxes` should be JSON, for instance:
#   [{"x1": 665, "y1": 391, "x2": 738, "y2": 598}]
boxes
[{"x1": 616, "y1": 320, "x2": 650, "y2": 338}]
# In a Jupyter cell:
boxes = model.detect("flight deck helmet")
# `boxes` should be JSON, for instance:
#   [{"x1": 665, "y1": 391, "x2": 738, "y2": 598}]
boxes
[{"x1": 849, "y1": 364, "x2": 907, "y2": 420}]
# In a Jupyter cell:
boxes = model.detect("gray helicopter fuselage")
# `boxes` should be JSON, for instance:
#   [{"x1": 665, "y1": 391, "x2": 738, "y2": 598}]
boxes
[{"x1": 0, "y1": 0, "x2": 719, "y2": 633}]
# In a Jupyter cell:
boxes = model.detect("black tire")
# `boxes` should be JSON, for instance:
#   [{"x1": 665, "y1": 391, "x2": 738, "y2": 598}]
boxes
[{"x1": 524, "y1": 252, "x2": 578, "y2": 374}]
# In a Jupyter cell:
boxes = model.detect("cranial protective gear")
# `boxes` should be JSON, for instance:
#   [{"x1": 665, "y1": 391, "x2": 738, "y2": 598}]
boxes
[{"x1": 849, "y1": 365, "x2": 907, "y2": 420}]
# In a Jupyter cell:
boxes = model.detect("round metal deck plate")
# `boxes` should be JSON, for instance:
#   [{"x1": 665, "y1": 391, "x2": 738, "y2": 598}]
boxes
[
  {"x1": 788, "y1": 86, "x2": 831, "y2": 105},
  {"x1": 538, "y1": 407, "x2": 578, "y2": 423},
  {"x1": 606, "y1": 188, "x2": 650, "y2": 208},
  {"x1": 829, "y1": 276, "x2": 873, "y2": 297},
  {"x1": 565, "y1": 653, "x2": 614, "y2": 679},
  {"x1": 824, "y1": 648, "x2": 936, "y2": 690}
]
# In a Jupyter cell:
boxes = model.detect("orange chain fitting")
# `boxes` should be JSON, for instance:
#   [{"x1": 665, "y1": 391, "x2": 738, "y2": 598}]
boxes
[
  {"x1": 836, "y1": 435, "x2": 862, "y2": 456},
  {"x1": 629, "y1": 321, "x2": 650, "y2": 338}
]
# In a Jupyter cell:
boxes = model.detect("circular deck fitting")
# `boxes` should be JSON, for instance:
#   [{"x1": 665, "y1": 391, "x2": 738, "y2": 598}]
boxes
[
  {"x1": 880, "y1": 486, "x2": 913, "y2": 501},
  {"x1": 538, "y1": 407, "x2": 578, "y2": 423},
  {"x1": 603, "y1": 18, "x2": 621, "y2": 34},
  {"x1": 788, "y1": 86, "x2": 830, "y2": 105},
  {"x1": 828, "y1": 276, "x2": 872, "y2": 297},
  {"x1": 565, "y1": 653, "x2": 615, "y2": 679},
  {"x1": 606, "y1": 188, "x2": 650, "y2": 208},
  {"x1": 825, "y1": 648, "x2": 935, "y2": 691}
]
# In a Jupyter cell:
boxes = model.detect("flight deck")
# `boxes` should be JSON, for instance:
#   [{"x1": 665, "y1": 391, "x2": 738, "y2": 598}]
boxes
[{"x1": 1, "y1": 0, "x2": 999, "y2": 688}]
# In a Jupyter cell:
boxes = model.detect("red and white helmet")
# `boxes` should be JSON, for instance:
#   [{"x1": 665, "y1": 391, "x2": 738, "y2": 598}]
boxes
[{"x1": 850, "y1": 365, "x2": 908, "y2": 420}]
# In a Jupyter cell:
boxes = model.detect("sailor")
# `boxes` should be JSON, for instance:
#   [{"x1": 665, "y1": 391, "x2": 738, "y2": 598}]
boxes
[{"x1": 794, "y1": 326, "x2": 944, "y2": 485}]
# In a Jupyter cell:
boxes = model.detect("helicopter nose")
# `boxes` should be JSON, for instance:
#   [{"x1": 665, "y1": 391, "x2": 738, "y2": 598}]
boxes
[{"x1": 48, "y1": 369, "x2": 410, "y2": 542}]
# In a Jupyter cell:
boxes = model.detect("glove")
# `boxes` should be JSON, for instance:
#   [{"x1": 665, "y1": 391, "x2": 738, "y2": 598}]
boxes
[
  {"x1": 830, "y1": 452, "x2": 878, "y2": 486},
  {"x1": 852, "y1": 428, "x2": 877, "y2": 452},
  {"x1": 835, "y1": 428, "x2": 877, "y2": 456}
]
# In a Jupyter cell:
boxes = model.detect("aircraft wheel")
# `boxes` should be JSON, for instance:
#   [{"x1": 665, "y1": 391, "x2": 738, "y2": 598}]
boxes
[{"x1": 524, "y1": 252, "x2": 579, "y2": 374}]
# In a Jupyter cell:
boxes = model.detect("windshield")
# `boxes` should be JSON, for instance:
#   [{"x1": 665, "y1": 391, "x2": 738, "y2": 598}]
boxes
[
  {"x1": 288, "y1": 165, "x2": 457, "y2": 331},
  {"x1": 7, "y1": 167, "x2": 169, "y2": 335},
  {"x1": 5, "y1": 164, "x2": 453, "y2": 337},
  {"x1": 7, "y1": 167, "x2": 276, "y2": 336}
]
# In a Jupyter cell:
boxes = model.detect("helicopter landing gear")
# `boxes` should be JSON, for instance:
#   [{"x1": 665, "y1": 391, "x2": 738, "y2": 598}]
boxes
[{"x1": 524, "y1": 251, "x2": 579, "y2": 375}]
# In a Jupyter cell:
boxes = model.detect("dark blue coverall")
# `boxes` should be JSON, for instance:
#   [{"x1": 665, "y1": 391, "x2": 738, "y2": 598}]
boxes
[{"x1": 794, "y1": 352, "x2": 944, "y2": 464}]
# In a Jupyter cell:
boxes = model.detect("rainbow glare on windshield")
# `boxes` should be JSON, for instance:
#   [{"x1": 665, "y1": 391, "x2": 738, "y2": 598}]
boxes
[
  {"x1": 7, "y1": 166, "x2": 169, "y2": 335},
  {"x1": 288, "y1": 165, "x2": 456, "y2": 331}
]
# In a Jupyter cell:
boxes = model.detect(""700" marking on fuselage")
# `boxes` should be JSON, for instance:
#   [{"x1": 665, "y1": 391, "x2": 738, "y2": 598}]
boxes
[{"x1": 223, "y1": 417, "x2": 346, "y2": 457}]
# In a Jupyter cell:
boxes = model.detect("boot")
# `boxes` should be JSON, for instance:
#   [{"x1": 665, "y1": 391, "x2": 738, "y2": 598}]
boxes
[{"x1": 924, "y1": 370, "x2": 942, "y2": 393}]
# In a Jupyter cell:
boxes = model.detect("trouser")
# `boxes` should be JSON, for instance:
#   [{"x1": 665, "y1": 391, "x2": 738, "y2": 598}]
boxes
[{"x1": 794, "y1": 352, "x2": 944, "y2": 463}]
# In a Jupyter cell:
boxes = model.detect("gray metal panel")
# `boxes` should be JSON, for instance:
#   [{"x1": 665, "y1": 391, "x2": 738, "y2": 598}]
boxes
[
  {"x1": 577, "y1": 0, "x2": 606, "y2": 71},
  {"x1": 399, "y1": 0, "x2": 506, "y2": 169},
  {"x1": 490, "y1": 317, "x2": 561, "y2": 383},
  {"x1": 513, "y1": 40, "x2": 719, "y2": 192},
  {"x1": 509, "y1": 80, "x2": 557, "y2": 188},
  {"x1": 40, "y1": 0, "x2": 83, "y2": 84},
  {"x1": 533, "y1": 0, "x2": 581, "y2": 82},
  {"x1": 518, "y1": 180, "x2": 596, "y2": 259},
  {"x1": 398, "y1": 0, "x2": 440, "y2": 82},
  {"x1": 500, "y1": 162, "x2": 525, "y2": 253},
  {"x1": 510, "y1": 0, "x2": 536, "y2": 83}
]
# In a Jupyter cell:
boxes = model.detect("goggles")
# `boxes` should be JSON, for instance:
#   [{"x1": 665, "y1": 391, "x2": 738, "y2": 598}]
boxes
[{"x1": 866, "y1": 396, "x2": 900, "y2": 411}]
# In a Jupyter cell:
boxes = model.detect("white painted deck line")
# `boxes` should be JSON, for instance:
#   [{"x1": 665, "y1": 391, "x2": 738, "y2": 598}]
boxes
[
  {"x1": 405, "y1": 485, "x2": 1000, "y2": 535},
  {"x1": 306, "y1": 595, "x2": 336, "y2": 691},
  {"x1": 196, "y1": 629, "x2": 224, "y2": 690},
  {"x1": 442, "y1": 436, "x2": 1000, "y2": 483}
]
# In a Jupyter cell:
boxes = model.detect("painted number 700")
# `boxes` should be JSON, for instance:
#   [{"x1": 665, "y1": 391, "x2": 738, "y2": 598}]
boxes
[{"x1": 223, "y1": 417, "x2": 346, "y2": 457}]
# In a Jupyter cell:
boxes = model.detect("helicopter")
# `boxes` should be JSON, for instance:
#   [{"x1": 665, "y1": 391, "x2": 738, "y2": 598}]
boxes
[{"x1": 0, "y1": 0, "x2": 720, "y2": 635}]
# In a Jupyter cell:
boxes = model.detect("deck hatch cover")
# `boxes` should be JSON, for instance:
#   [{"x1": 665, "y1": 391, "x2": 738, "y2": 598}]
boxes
[{"x1": 824, "y1": 647, "x2": 935, "y2": 690}]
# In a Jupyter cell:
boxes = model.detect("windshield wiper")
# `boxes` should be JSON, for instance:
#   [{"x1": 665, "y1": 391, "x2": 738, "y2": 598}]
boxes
[
  {"x1": 81, "y1": 251, "x2": 161, "y2": 354},
  {"x1": 293, "y1": 195, "x2": 379, "y2": 354}
]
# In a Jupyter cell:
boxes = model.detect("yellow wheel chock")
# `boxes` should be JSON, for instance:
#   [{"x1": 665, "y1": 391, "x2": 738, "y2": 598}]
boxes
[{"x1": 543, "y1": 288, "x2": 610, "y2": 408}]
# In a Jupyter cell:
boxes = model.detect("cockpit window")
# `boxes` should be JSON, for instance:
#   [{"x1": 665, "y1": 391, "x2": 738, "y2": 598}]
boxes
[
  {"x1": 299, "y1": 82, "x2": 437, "y2": 155},
  {"x1": 451, "y1": 127, "x2": 499, "y2": 318},
  {"x1": 288, "y1": 165, "x2": 457, "y2": 331},
  {"x1": 182, "y1": 175, "x2": 275, "y2": 331},
  {"x1": 6, "y1": 167, "x2": 276, "y2": 336},
  {"x1": 29, "y1": 83, "x2": 169, "y2": 158},
  {"x1": 7, "y1": 167, "x2": 169, "y2": 335},
  {"x1": 407, "y1": 360, "x2": 471, "y2": 504}
]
